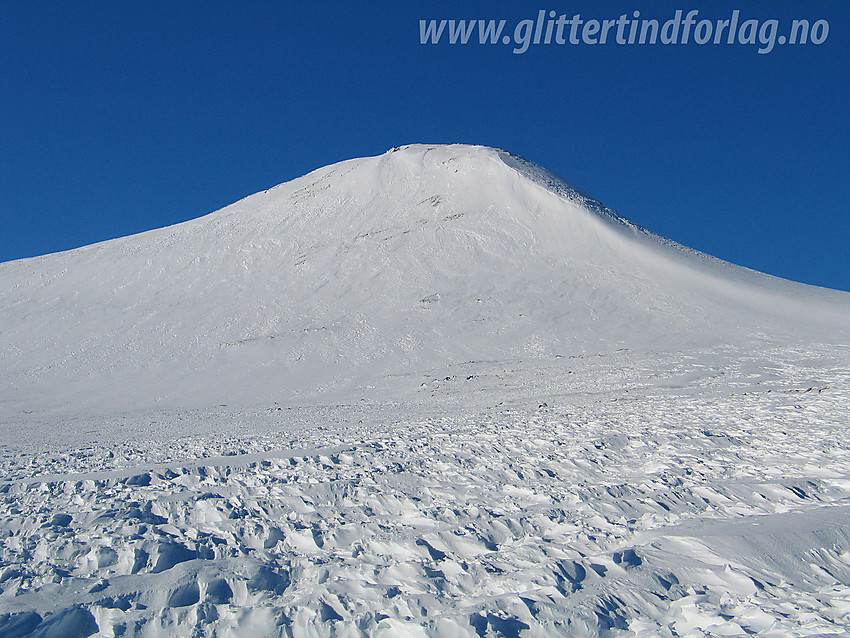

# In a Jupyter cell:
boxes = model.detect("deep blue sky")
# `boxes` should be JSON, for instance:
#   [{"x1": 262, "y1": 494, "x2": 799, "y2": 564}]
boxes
[{"x1": 2, "y1": 1, "x2": 848, "y2": 291}]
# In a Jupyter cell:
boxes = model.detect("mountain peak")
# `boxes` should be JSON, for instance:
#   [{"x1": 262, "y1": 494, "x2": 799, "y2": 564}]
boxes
[{"x1": 1, "y1": 147, "x2": 848, "y2": 417}]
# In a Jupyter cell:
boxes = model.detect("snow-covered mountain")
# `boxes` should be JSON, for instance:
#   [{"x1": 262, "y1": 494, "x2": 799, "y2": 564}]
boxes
[
  {"x1": 2, "y1": 144, "x2": 847, "y2": 419},
  {"x1": 1, "y1": 145, "x2": 849, "y2": 638}
]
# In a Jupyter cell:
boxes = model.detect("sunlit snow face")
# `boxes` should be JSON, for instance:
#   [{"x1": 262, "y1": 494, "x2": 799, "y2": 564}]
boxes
[{"x1": 2, "y1": 145, "x2": 846, "y2": 418}]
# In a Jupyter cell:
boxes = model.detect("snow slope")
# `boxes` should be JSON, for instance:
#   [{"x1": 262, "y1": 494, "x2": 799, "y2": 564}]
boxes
[
  {"x1": 1, "y1": 144, "x2": 847, "y2": 419},
  {"x1": 1, "y1": 145, "x2": 849, "y2": 637}
]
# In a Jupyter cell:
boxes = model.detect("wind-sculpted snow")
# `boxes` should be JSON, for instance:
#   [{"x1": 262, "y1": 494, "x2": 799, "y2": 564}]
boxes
[
  {"x1": 2, "y1": 348, "x2": 850, "y2": 636},
  {"x1": 1, "y1": 145, "x2": 850, "y2": 636}
]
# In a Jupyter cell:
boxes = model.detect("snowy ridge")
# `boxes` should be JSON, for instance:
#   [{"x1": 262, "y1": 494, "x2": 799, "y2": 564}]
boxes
[
  {"x1": 494, "y1": 146, "x2": 848, "y2": 293},
  {"x1": 496, "y1": 149, "x2": 640, "y2": 231},
  {"x1": 1, "y1": 145, "x2": 850, "y2": 637}
]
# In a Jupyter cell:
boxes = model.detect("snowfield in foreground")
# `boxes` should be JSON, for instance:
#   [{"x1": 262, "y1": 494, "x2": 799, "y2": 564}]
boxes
[
  {"x1": 2, "y1": 348, "x2": 850, "y2": 637},
  {"x1": 1, "y1": 145, "x2": 849, "y2": 636}
]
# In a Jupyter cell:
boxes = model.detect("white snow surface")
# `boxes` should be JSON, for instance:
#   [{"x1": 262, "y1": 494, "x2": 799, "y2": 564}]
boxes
[{"x1": 1, "y1": 144, "x2": 849, "y2": 637}]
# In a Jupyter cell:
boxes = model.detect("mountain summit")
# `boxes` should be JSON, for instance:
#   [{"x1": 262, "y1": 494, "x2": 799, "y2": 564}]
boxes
[{"x1": 1, "y1": 144, "x2": 847, "y2": 416}]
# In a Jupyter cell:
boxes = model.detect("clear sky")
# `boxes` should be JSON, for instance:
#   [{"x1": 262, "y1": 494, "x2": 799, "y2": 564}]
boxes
[{"x1": 2, "y1": 0, "x2": 848, "y2": 291}]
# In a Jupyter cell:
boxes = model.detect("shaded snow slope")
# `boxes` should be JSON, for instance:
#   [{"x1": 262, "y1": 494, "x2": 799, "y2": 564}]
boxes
[{"x1": 1, "y1": 144, "x2": 848, "y2": 417}]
